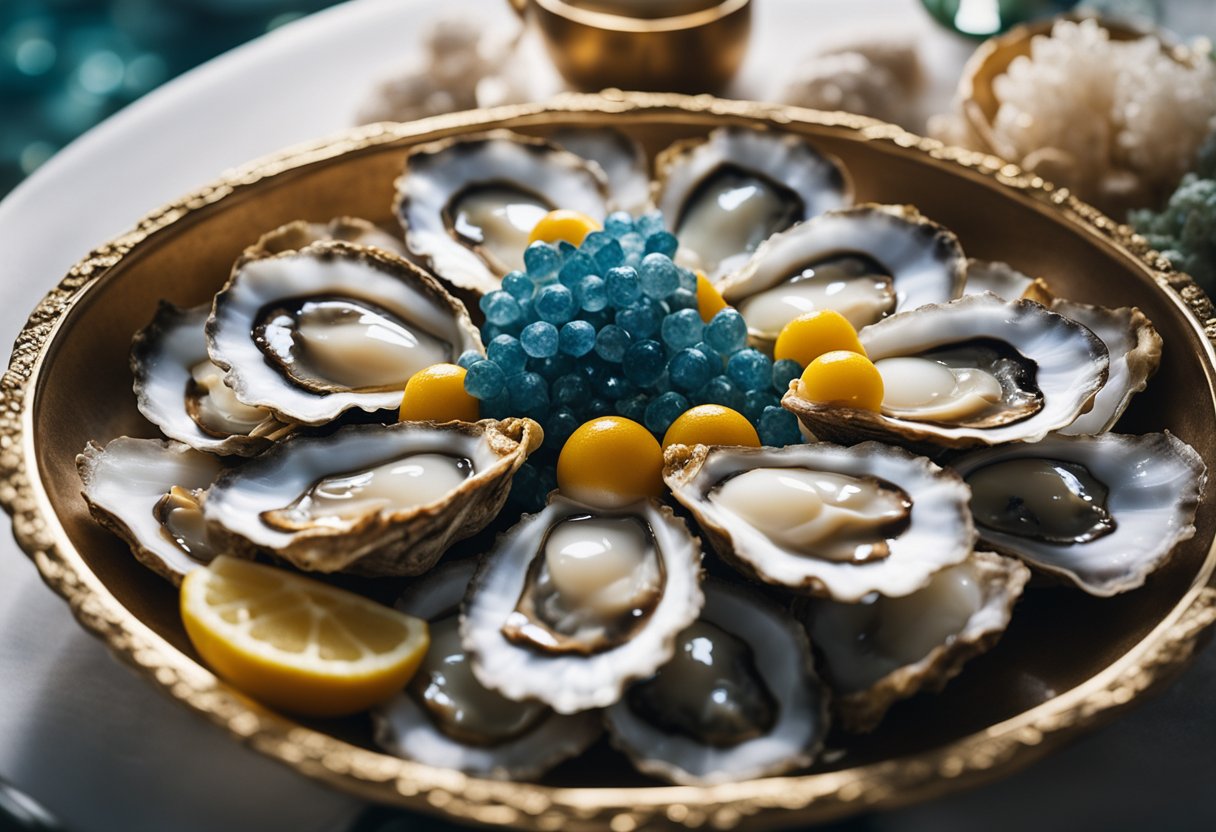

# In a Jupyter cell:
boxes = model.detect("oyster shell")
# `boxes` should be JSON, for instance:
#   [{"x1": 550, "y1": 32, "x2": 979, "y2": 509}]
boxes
[
  {"x1": 549, "y1": 126, "x2": 651, "y2": 214},
  {"x1": 1051, "y1": 299, "x2": 1162, "y2": 435},
  {"x1": 374, "y1": 560, "x2": 602, "y2": 780},
  {"x1": 395, "y1": 130, "x2": 609, "y2": 295},
  {"x1": 132, "y1": 302, "x2": 293, "y2": 457},
  {"x1": 952, "y1": 432, "x2": 1206, "y2": 596},
  {"x1": 663, "y1": 442, "x2": 974, "y2": 601},
  {"x1": 242, "y1": 216, "x2": 407, "y2": 259},
  {"x1": 77, "y1": 437, "x2": 224, "y2": 584},
  {"x1": 204, "y1": 418, "x2": 540, "y2": 576},
  {"x1": 207, "y1": 240, "x2": 483, "y2": 426},
  {"x1": 719, "y1": 204, "x2": 967, "y2": 346},
  {"x1": 462, "y1": 494, "x2": 703, "y2": 714},
  {"x1": 654, "y1": 126, "x2": 851, "y2": 279},
  {"x1": 799, "y1": 550, "x2": 1029, "y2": 733},
  {"x1": 783, "y1": 294, "x2": 1110, "y2": 449},
  {"x1": 963, "y1": 259, "x2": 1053, "y2": 304},
  {"x1": 605, "y1": 579, "x2": 829, "y2": 786}
]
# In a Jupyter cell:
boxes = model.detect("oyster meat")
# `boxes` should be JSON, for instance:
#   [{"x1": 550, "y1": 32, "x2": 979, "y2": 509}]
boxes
[
  {"x1": 720, "y1": 205, "x2": 967, "y2": 345},
  {"x1": 374, "y1": 560, "x2": 602, "y2": 780},
  {"x1": 800, "y1": 550, "x2": 1029, "y2": 732},
  {"x1": 664, "y1": 442, "x2": 974, "y2": 601},
  {"x1": 654, "y1": 126, "x2": 850, "y2": 279},
  {"x1": 396, "y1": 130, "x2": 609, "y2": 295},
  {"x1": 207, "y1": 241, "x2": 483, "y2": 426},
  {"x1": 204, "y1": 418, "x2": 540, "y2": 576},
  {"x1": 606, "y1": 579, "x2": 829, "y2": 786},
  {"x1": 952, "y1": 432, "x2": 1206, "y2": 596},
  {"x1": 77, "y1": 437, "x2": 224, "y2": 584},
  {"x1": 462, "y1": 494, "x2": 703, "y2": 714}
]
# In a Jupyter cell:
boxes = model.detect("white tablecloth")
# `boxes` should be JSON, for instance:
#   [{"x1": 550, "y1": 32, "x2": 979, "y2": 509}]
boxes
[{"x1": 1, "y1": 2, "x2": 1213, "y2": 830}]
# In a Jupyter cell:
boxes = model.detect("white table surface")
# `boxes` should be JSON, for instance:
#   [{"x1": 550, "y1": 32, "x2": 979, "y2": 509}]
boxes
[{"x1": 1, "y1": 1, "x2": 1214, "y2": 831}]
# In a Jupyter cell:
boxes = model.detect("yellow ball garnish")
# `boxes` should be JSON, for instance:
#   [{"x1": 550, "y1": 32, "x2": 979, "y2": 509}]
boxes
[
  {"x1": 181, "y1": 556, "x2": 429, "y2": 717},
  {"x1": 399, "y1": 363, "x2": 480, "y2": 423},
  {"x1": 527, "y1": 209, "x2": 602, "y2": 248},
  {"x1": 662, "y1": 404, "x2": 761, "y2": 449},
  {"x1": 695, "y1": 271, "x2": 728, "y2": 322},
  {"x1": 798, "y1": 350, "x2": 885, "y2": 412},
  {"x1": 774, "y1": 310, "x2": 866, "y2": 366},
  {"x1": 556, "y1": 416, "x2": 664, "y2": 508}
]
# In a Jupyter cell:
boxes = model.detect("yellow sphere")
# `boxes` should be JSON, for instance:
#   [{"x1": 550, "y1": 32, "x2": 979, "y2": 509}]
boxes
[
  {"x1": 527, "y1": 209, "x2": 602, "y2": 248},
  {"x1": 399, "y1": 363, "x2": 480, "y2": 423},
  {"x1": 696, "y1": 271, "x2": 729, "y2": 323},
  {"x1": 774, "y1": 310, "x2": 866, "y2": 367},
  {"x1": 662, "y1": 404, "x2": 761, "y2": 449},
  {"x1": 556, "y1": 416, "x2": 665, "y2": 508},
  {"x1": 798, "y1": 350, "x2": 884, "y2": 412}
]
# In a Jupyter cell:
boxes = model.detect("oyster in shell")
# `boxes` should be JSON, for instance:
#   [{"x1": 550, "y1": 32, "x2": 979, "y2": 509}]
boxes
[
  {"x1": 207, "y1": 241, "x2": 483, "y2": 426},
  {"x1": 606, "y1": 579, "x2": 829, "y2": 786},
  {"x1": 654, "y1": 126, "x2": 850, "y2": 279},
  {"x1": 963, "y1": 259, "x2": 1053, "y2": 304},
  {"x1": 205, "y1": 418, "x2": 540, "y2": 576},
  {"x1": 243, "y1": 216, "x2": 407, "y2": 259},
  {"x1": 462, "y1": 494, "x2": 703, "y2": 714},
  {"x1": 719, "y1": 204, "x2": 967, "y2": 346},
  {"x1": 374, "y1": 560, "x2": 602, "y2": 779},
  {"x1": 783, "y1": 294, "x2": 1110, "y2": 449},
  {"x1": 77, "y1": 437, "x2": 224, "y2": 584},
  {"x1": 952, "y1": 432, "x2": 1206, "y2": 596},
  {"x1": 1051, "y1": 299, "x2": 1162, "y2": 436},
  {"x1": 549, "y1": 126, "x2": 651, "y2": 214},
  {"x1": 396, "y1": 130, "x2": 609, "y2": 295},
  {"x1": 799, "y1": 550, "x2": 1029, "y2": 733},
  {"x1": 132, "y1": 302, "x2": 293, "y2": 457},
  {"x1": 663, "y1": 442, "x2": 974, "y2": 601}
]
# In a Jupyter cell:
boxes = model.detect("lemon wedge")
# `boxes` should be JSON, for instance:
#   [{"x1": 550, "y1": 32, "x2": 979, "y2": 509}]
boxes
[{"x1": 181, "y1": 556, "x2": 429, "y2": 717}]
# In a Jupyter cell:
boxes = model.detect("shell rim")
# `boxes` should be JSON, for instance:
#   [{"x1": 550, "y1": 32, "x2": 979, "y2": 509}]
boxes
[{"x1": 3, "y1": 92, "x2": 1216, "y2": 829}]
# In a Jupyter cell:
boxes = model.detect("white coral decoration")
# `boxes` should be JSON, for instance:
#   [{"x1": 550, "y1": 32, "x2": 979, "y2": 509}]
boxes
[
  {"x1": 930, "y1": 19, "x2": 1216, "y2": 212},
  {"x1": 780, "y1": 39, "x2": 924, "y2": 127}
]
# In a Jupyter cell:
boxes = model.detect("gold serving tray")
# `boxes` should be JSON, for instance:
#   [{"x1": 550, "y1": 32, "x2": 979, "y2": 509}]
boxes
[{"x1": 3, "y1": 92, "x2": 1216, "y2": 830}]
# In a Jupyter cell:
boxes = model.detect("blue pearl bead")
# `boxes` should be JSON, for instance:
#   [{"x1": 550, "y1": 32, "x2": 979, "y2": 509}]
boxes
[
  {"x1": 622, "y1": 340, "x2": 666, "y2": 387},
  {"x1": 509, "y1": 371, "x2": 549, "y2": 413},
  {"x1": 727, "y1": 348, "x2": 774, "y2": 393},
  {"x1": 501, "y1": 270, "x2": 534, "y2": 301},
  {"x1": 487, "y1": 335, "x2": 526, "y2": 376},
  {"x1": 534, "y1": 284, "x2": 576, "y2": 324},
  {"x1": 524, "y1": 242, "x2": 560, "y2": 280},
  {"x1": 660, "y1": 308, "x2": 704, "y2": 350},
  {"x1": 639, "y1": 252, "x2": 680, "y2": 299},
  {"x1": 594, "y1": 324, "x2": 632, "y2": 363},
  {"x1": 704, "y1": 307, "x2": 748, "y2": 355},
  {"x1": 520, "y1": 321, "x2": 559, "y2": 358},
  {"x1": 758, "y1": 405, "x2": 801, "y2": 447},
  {"x1": 644, "y1": 391, "x2": 689, "y2": 434},
  {"x1": 576, "y1": 274, "x2": 608, "y2": 312},
  {"x1": 605, "y1": 266, "x2": 641, "y2": 308},
  {"x1": 480, "y1": 291, "x2": 522, "y2": 326},
  {"x1": 464, "y1": 359, "x2": 506, "y2": 400},
  {"x1": 605, "y1": 211, "x2": 634, "y2": 238},
  {"x1": 456, "y1": 350, "x2": 483, "y2": 370},
  {"x1": 668, "y1": 347, "x2": 713, "y2": 393},
  {"x1": 644, "y1": 230, "x2": 678, "y2": 259},
  {"x1": 552, "y1": 372, "x2": 590, "y2": 405},
  {"x1": 772, "y1": 358, "x2": 803, "y2": 394},
  {"x1": 559, "y1": 320, "x2": 597, "y2": 357}
]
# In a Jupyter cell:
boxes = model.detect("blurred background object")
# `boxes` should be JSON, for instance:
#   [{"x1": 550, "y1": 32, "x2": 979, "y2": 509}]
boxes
[{"x1": 0, "y1": 0, "x2": 343, "y2": 196}]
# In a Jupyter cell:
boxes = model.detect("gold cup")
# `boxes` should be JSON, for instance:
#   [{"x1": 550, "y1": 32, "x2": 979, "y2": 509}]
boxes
[{"x1": 509, "y1": 0, "x2": 752, "y2": 94}]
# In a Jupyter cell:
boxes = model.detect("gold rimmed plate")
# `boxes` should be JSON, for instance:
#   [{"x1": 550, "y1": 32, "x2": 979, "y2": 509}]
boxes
[{"x1": 3, "y1": 92, "x2": 1216, "y2": 830}]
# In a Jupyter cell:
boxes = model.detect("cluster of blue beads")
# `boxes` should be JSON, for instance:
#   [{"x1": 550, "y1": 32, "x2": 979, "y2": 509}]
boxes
[{"x1": 457, "y1": 211, "x2": 804, "y2": 507}]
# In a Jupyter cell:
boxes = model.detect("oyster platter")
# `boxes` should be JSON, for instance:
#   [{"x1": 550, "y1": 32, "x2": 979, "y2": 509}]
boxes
[{"x1": 6, "y1": 95, "x2": 1216, "y2": 829}]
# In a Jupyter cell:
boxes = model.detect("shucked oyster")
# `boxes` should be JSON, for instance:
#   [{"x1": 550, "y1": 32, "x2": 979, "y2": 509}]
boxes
[
  {"x1": 132, "y1": 302, "x2": 293, "y2": 457},
  {"x1": 606, "y1": 579, "x2": 829, "y2": 786},
  {"x1": 799, "y1": 550, "x2": 1029, "y2": 732},
  {"x1": 952, "y1": 432, "x2": 1205, "y2": 596},
  {"x1": 719, "y1": 204, "x2": 967, "y2": 346},
  {"x1": 374, "y1": 560, "x2": 602, "y2": 780},
  {"x1": 783, "y1": 294, "x2": 1110, "y2": 449},
  {"x1": 205, "y1": 419, "x2": 540, "y2": 576},
  {"x1": 654, "y1": 126, "x2": 850, "y2": 280},
  {"x1": 207, "y1": 241, "x2": 483, "y2": 426},
  {"x1": 462, "y1": 494, "x2": 703, "y2": 714},
  {"x1": 664, "y1": 442, "x2": 974, "y2": 601},
  {"x1": 77, "y1": 437, "x2": 223, "y2": 584},
  {"x1": 396, "y1": 131, "x2": 609, "y2": 295}
]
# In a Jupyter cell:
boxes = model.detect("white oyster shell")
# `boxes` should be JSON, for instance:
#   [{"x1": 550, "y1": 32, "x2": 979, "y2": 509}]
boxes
[
  {"x1": 242, "y1": 216, "x2": 407, "y2": 259},
  {"x1": 720, "y1": 204, "x2": 967, "y2": 344},
  {"x1": 77, "y1": 437, "x2": 223, "y2": 584},
  {"x1": 963, "y1": 259, "x2": 1053, "y2": 304},
  {"x1": 462, "y1": 495, "x2": 703, "y2": 714},
  {"x1": 131, "y1": 302, "x2": 293, "y2": 456},
  {"x1": 800, "y1": 550, "x2": 1029, "y2": 733},
  {"x1": 373, "y1": 560, "x2": 602, "y2": 780},
  {"x1": 204, "y1": 419, "x2": 540, "y2": 576},
  {"x1": 207, "y1": 241, "x2": 482, "y2": 426},
  {"x1": 654, "y1": 126, "x2": 851, "y2": 280},
  {"x1": 606, "y1": 579, "x2": 829, "y2": 786},
  {"x1": 395, "y1": 130, "x2": 609, "y2": 295},
  {"x1": 783, "y1": 294, "x2": 1110, "y2": 449},
  {"x1": 549, "y1": 126, "x2": 651, "y2": 214},
  {"x1": 951, "y1": 432, "x2": 1206, "y2": 596},
  {"x1": 663, "y1": 442, "x2": 975, "y2": 601}
]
